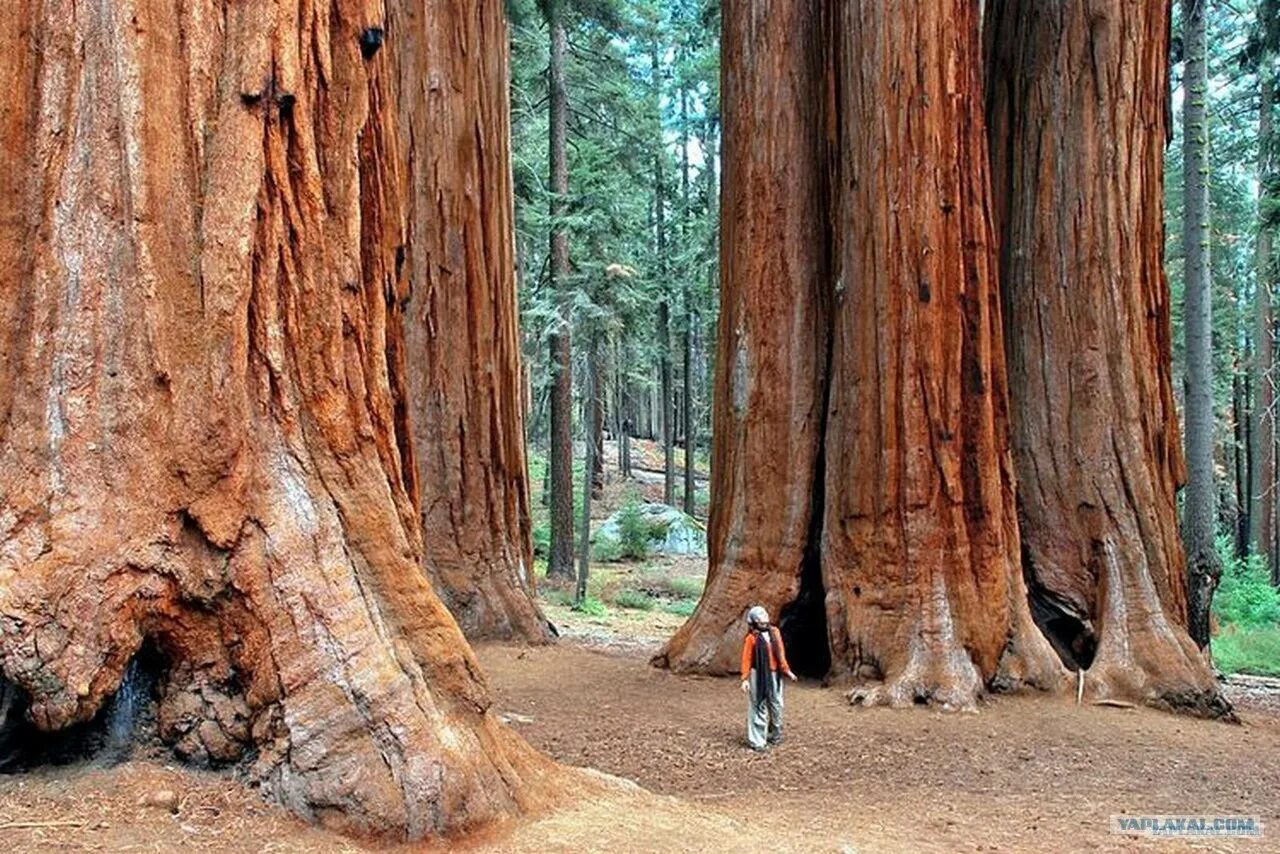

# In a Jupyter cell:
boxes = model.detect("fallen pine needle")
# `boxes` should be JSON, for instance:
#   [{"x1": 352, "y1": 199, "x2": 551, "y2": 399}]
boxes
[
  {"x1": 1092, "y1": 699, "x2": 1137, "y2": 709},
  {"x1": 0, "y1": 819, "x2": 89, "y2": 829}
]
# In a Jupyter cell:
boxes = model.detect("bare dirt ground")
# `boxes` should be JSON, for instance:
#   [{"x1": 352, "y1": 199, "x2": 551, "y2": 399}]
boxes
[{"x1": 1, "y1": 615, "x2": 1277, "y2": 853}]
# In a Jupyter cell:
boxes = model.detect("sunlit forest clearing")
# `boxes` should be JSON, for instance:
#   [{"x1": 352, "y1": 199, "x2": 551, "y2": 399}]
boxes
[{"x1": 1, "y1": 0, "x2": 1279, "y2": 852}]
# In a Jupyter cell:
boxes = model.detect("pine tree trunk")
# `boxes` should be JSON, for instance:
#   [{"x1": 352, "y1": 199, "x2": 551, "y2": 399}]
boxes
[
  {"x1": 985, "y1": 0, "x2": 1228, "y2": 715},
  {"x1": 1255, "y1": 2, "x2": 1278, "y2": 582},
  {"x1": 547, "y1": 15, "x2": 575, "y2": 578},
  {"x1": 401, "y1": 0, "x2": 549, "y2": 642},
  {"x1": 680, "y1": 81, "x2": 697, "y2": 517},
  {"x1": 1181, "y1": 0, "x2": 1222, "y2": 648},
  {"x1": 1236, "y1": 368, "x2": 1253, "y2": 558},
  {"x1": 659, "y1": 307, "x2": 675, "y2": 505},
  {"x1": 591, "y1": 342, "x2": 605, "y2": 499},
  {"x1": 0, "y1": 0, "x2": 555, "y2": 837}
]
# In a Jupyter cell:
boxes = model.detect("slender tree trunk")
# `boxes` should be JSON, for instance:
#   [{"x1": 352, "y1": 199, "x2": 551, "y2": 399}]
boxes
[
  {"x1": 660, "y1": 301, "x2": 675, "y2": 506},
  {"x1": 681, "y1": 83, "x2": 697, "y2": 516},
  {"x1": 1236, "y1": 367, "x2": 1253, "y2": 558},
  {"x1": 401, "y1": 0, "x2": 549, "y2": 642},
  {"x1": 578, "y1": 339, "x2": 595, "y2": 604},
  {"x1": 0, "y1": 0, "x2": 556, "y2": 836},
  {"x1": 547, "y1": 14, "x2": 575, "y2": 578},
  {"x1": 652, "y1": 41, "x2": 676, "y2": 508},
  {"x1": 1255, "y1": 4, "x2": 1278, "y2": 581},
  {"x1": 1181, "y1": 0, "x2": 1221, "y2": 648},
  {"x1": 985, "y1": 0, "x2": 1229, "y2": 715},
  {"x1": 591, "y1": 345, "x2": 605, "y2": 498}
]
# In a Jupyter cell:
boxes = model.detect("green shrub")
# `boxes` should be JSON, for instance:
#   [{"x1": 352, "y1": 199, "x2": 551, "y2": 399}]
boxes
[
  {"x1": 664, "y1": 575, "x2": 704, "y2": 600},
  {"x1": 663, "y1": 599, "x2": 697, "y2": 617},
  {"x1": 593, "y1": 538, "x2": 622, "y2": 562},
  {"x1": 1213, "y1": 536, "x2": 1280, "y2": 628},
  {"x1": 532, "y1": 519, "x2": 550, "y2": 558},
  {"x1": 1213, "y1": 626, "x2": 1280, "y2": 677},
  {"x1": 616, "y1": 496, "x2": 652, "y2": 560},
  {"x1": 572, "y1": 596, "x2": 608, "y2": 617},
  {"x1": 612, "y1": 588, "x2": 656, "y2": 611}
]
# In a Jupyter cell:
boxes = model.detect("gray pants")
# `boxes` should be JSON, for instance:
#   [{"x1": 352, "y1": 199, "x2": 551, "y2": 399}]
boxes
[{"x1": 746, "y1": 669, "x2": 783, "y2": 749}]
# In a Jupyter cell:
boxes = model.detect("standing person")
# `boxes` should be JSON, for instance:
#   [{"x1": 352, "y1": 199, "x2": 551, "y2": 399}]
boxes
[{"x1": 740, "y1": 606, "x2": 797, "y2": 751}]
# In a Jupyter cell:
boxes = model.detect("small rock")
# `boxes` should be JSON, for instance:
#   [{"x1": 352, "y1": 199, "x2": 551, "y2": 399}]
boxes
[
  {"x1": 137, "y1": 789, "x2": 180, "y2": 813},
  {"x1": 499, "y1": 711, "x2": 535, "y2": 725}
]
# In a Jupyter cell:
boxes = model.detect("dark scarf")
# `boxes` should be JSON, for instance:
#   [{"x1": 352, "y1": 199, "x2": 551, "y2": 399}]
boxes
[{"x1": 751, "y1": 626, "x2": 778, "y2": 702}]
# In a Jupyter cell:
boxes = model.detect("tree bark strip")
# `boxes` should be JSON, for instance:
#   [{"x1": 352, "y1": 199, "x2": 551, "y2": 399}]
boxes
[
  {"x1": 400, "y1": 0, "x2": 549, "y2": 642},
  {"x1": 986, "y1": 0, "x2": 1228, "y2": 714},
  {"x1": 1181, "y1": 0, "x2": 1222, "y2": 647},
  {"x1": 547, "y1": 14, "x2": 575, "y2": 578}
]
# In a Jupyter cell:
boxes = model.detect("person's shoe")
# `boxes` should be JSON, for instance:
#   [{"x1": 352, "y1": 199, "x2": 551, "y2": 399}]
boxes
[
  {"x1": 748, "y1": 743, "x2": 767, "y2": 753},
  {"x1": 767, "y1": 734, "x2": 783, "y2": 745}
]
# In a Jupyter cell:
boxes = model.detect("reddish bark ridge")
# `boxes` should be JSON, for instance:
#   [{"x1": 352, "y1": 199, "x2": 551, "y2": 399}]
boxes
[
  {"x1": 0, "y1": 0, "x2": 556, "y2": 839},
  {"x1": 398, "y1": 0, "x2": 550, "y2": 643},
  {"x1": 657, "y1": 0, "x2": 1067, "y2": 711},
  {"x1": 985, "y1": 0, "x2": 1232, "y2": 718}
]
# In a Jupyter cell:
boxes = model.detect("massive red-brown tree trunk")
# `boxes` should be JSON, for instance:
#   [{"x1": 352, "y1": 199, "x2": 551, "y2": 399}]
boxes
[
  {"x1": 654, "y1": 0, "x2": 829, "y2": 675},
  {"x1": 0, "y1": 0, "x2": 555, "y2": 838},
  {"x1": 820, "y1": 0, "x2": 1062, "y2": 708},
  {"x1": 658, "y1": 0, "x2": 1065, "y2": 709},
  {"x1": 985, "y1": 0, "x2": 1230, "y2": 716},
  {"x1": 399, "y1": 0, "x2": 550, "y2": 643}
]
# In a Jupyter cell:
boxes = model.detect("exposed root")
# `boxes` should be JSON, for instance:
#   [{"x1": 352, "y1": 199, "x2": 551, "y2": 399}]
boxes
[{"x1": 1084, "y1": 540, "x2": 1235, "y2": 721}]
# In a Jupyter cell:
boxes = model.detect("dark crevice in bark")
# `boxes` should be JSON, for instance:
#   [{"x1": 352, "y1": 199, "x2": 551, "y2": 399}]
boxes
[
  {"x1": 778, "y1": 14, "x2": 836, "y2": 683},
  {"x1": 1024, "y1": 562, "x2": 1097, "y2": 671},
  {"x1": 0, "y1": 641, "x2": 164, "y2": 772},
  {"x1": 779, "y1": 451, "x2": 831, "y2": 678}
]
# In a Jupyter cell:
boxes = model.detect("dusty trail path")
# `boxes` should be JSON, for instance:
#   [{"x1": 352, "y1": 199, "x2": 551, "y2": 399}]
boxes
[{"x1": 0, "y1": 628, "x2": 1276, "y2": 853}]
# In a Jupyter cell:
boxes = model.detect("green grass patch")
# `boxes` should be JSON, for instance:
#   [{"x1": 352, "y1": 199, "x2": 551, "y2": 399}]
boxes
[
  {"x1": 664, "y1": 575, "x2": 704, "y2": 599},
  {"x1": 572, "y1": 596, "x2": 608, "y2": 617},
  {"x1": 1213, "y1": 625, "x2": 1280, "y2": 677},
  {"x1": 612, "y1": 588, "x2": 656, "y2": 611},
  {"x1": 1214, "y1": 537, "x2": 1280, "y2": 628},
  {"x1": 663, "y1": 599, "x2": 697, "y2": 617}
]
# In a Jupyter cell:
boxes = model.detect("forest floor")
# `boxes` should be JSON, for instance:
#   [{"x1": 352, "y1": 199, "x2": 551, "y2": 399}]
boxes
[{"x1": 2, "y1": 612, "x2": 1277, "y2": 853}]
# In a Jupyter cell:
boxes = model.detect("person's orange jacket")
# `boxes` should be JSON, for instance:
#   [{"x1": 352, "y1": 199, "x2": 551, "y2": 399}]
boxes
[{"x1": 740, "y1": 627, "x2": 791, "y2": 679}]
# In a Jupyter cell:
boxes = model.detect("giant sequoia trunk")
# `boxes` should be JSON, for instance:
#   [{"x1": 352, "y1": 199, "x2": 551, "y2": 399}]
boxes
[
  {"x1": 400, "y1": 0, "x2": 549, "y2": 643},
  {"x1": 985, "y1": 0, "x2": 1229, "y2": 716},
  {"x1": 657, "y1": 0, "x2": 1064, "y2": 709},
  {"x1": 655, "y1": 0, "x2": 830, "y2": 676},
  {"x1": 0, "y1": 0, "x2": 554, "y2": 838}
]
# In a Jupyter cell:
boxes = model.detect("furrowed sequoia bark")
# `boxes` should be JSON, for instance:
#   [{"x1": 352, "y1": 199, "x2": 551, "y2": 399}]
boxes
[
  {"x1": 658, "y1": 0, "x2": 1065, "y2": 709},
  {"x1": 821, "y1": 0, "x2": 1063, "y2": 708},
  {"x1": 654, "y1": 0, "x2": 830, "y2": 676},
  {"x1": 985, "y1": 0, "x2": 1230, "y2": 716},
  {"x1": 399, "y1": 0, "x2": 550, "y2": 642},
  {"x1": 0, "y1": 0, "x2": 554, "y2": 838}
]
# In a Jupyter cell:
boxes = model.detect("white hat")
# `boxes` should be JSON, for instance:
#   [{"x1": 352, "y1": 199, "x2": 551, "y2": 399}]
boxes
[{"x1": 746, "y1": 605, "x2": 769, "y2": 625}]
